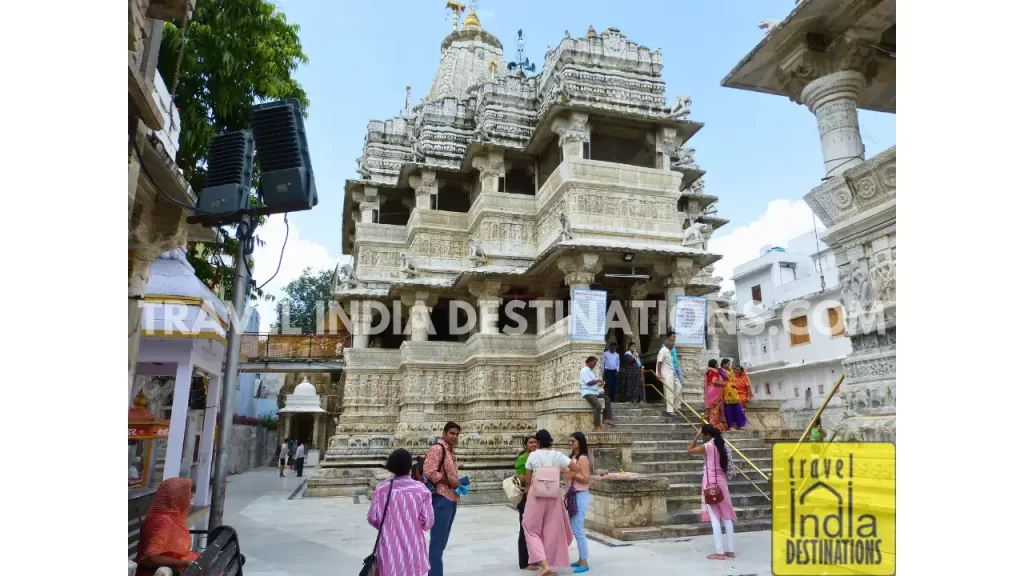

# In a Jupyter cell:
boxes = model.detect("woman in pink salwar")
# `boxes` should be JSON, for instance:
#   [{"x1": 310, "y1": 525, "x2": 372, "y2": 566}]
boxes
[
  {"x1": 522, "y1": 429, "x2": 583, "y2": 576},
  {"x1": 368, "y1": 449, "x2": 435, "y2": 576},
  {"x1": 687, "y1": 424, "x2": 738, "y2": 560}
]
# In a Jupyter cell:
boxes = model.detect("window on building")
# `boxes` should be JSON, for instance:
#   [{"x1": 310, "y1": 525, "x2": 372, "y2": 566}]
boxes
[
  {"x1": 765, "y1": 383, "x2": 771, "y2": 395},
  {"x1": 781, "y1": 263, "x2": 797, "y2": 283},
  {"x1": 794, "y1": 387, "x2": 800, "y2": 398},
  {"x1": 818, "y1": 384, "x2": 825, "y2": 395},
  {"x1": 827, "y1": 307, "x2": 846, "y2": 337},
  {"x1": 751, "y1": 285, "x2": 762, "y2": 303},
  {"x1": 789, "y1": 315, "x2": 811, "y2": 346}
]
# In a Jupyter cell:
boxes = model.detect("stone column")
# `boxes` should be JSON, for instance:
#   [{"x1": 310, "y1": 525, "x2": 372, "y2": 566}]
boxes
[
  {"x1": 349, "y1": 301, "x2": 372, "y2": 348},
  {"x1": 557, "y1": 253, "x2": 603, "y2": 295},
  {"x1": 282, "y1": 413, "x2": 292, "y2": 440},
  {"x1": 802, "y1": 71, "x2": 868, "y2": 178},
  {"x1": 551, "y1": 111, "x2": 590, "y2": 160},
  {"x1": 655, "y1": 258, "x2": 703, "y2": 404},
  {"x1": 468, "y1": 280, "x2": 504, "y2": 335},
  {"x1": 355, "y1": 186, "x2": 379, "y2": 222},
  {"x1": 629, "y1": 282, "x2": 650, "y2": 355},
  {"x1": 656, "y1": 126, "x2": 678, "y2": 171},
  {"x1": 401, "y1": 291, "x2": 437, "y2": 342},
  {"x1": 409, "y1": 170, "x2": 437, "y2": 210},
  {"x1": 312, "y1": 413, "x2": 320, "y2": 450},
  {"x1": 472, "y1": 150, "x2": 505, "y2": 194}
]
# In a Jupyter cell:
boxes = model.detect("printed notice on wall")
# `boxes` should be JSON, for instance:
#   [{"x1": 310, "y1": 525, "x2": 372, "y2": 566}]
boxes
[
  {"x1": 570, "y1": 289, "x2": 607, "y2": 341},
  {"x1": 673, "y1": 296, "x2": 707, "y2": 346}
]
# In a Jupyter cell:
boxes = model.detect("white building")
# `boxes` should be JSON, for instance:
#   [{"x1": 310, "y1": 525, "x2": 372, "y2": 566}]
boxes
[{"x1": 732, "y1": 231, "x2": 849, "y2": 423}]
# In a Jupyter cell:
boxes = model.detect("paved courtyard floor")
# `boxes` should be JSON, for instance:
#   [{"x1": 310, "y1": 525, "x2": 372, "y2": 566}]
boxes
[{"x1": 224, "y1": 466, "x2": 772, "y2": 576}]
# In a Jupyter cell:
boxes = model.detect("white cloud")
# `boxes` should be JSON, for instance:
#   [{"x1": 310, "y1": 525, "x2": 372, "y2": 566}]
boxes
[
  {"x1": 248, "y1": 214, "x2": 337, "y2": 331},
  {"x1": 707, "y1": 199, "x2": 824, "y2": 293}
]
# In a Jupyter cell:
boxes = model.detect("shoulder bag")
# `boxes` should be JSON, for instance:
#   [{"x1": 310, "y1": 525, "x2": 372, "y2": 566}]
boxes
[
  {"x1": 360, "y1": 478, "x2": 395, "y2": 576},
  {"x1": 503, "y1": 475, "x2": 524, "y2": 507},
  {"x1": 422, "y1": 443, "x2": 447, "y2": 494},
  {"x1": 703, "y1": 446, "x2": 724, "y2": 505},
  {"x1": 564, "y1": 456, "x2": 581, "y2": 516}
]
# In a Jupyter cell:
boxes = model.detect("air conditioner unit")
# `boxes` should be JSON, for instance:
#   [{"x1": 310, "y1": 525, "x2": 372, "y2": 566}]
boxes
[
  {"x1": 198, "y1": 130, "x2": 255, "y2": 216},
  {"x1": 250, "y1": 98, "x2": 318, "y2": 214}
]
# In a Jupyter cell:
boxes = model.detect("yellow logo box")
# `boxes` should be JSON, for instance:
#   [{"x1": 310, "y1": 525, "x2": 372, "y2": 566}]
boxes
[{"x1": 771, "y1": 442, "x2": 895, "y2": 576}]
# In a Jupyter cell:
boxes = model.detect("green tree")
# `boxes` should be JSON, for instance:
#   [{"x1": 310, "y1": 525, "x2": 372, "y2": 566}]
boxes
[
  {"x1": 272, "y1": 267, "x2": 334, "y2": 334},
  {"x1": 158, "y1": 0, "x2": 310, "y2": 301}
]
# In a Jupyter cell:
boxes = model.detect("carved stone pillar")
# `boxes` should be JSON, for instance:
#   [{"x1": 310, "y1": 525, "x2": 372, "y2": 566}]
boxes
[
  {"x1": 349, "y1": 300, "x2": 372, "y2": 348},
  {"x1": 468, "y1": 280, "x2": 505, "y2": 335},
  {"x1": 655, "y1": 258, "x2": 703, "y2": 403},
  {"x1": 551, "y1": 111, "x2": 590, "y2": 160},
  {"x1": 355, "y1": 186, "x2": 379, "y2": 222},
  {"x1": 656, "y1": 126, "x2": 678, "y2": 171},
  {"x1": 409, "y1": 170, "x2": 437, "y2": 210},
  {"x1": 401, "y1": 291, "x2": 437, "y2": 342},
  {"x1": 802, "y1": 71, "x2": 868, "y2": 178},
  {"x1": 557, "y1": 253, "x2": 603, "y2": 295},
  {"x1": 539, "y1": 285, "x2": 561, "y2": 330},
  {"x1": 472, "y1": 150, "x2": 505, "y2": 194}
]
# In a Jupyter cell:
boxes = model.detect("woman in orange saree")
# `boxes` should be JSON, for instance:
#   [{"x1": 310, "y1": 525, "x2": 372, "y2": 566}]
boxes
[
  {"x1": 733, "y1": 366, "x2": 753, "y2": 408},
  {"x1": 704, "y1": 360, "x2": 728, "y2": 432},
  {"x1": 136, "y1": 477, "x2": 199, "y2": 575}
]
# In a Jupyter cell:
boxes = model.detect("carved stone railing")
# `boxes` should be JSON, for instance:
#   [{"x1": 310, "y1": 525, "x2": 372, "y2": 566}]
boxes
[
  {"x1": 354, "y1": 223, "x2": 407, "y2": 245},
  {"x1": 804, "y1": 146, "x2": 896, "y2": 228}
]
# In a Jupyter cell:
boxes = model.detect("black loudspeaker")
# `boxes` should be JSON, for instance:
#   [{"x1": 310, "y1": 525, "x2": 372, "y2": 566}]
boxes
[
  {"x1": 250, "y1": 98, "x2": 318, "y2": 214},
  {"x1": 198, "y1": 130, "x2": 255, "y2": 216}
]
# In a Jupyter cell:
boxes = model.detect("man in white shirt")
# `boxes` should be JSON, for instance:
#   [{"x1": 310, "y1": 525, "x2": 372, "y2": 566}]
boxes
[
  {"x1": 657, "y1": 332, "x2": 682, "y2": 414},
  {"x1": 580, "y1": 356, "x2": 614, "y2": 432},
  {"x1": 294, "y1": 441, "x2": 307, "y2": 477}
]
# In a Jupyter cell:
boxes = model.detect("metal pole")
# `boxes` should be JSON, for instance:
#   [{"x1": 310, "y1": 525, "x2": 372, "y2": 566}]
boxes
[{"x1": 209, "y1": 214, "x2": 252, "y2": 529}]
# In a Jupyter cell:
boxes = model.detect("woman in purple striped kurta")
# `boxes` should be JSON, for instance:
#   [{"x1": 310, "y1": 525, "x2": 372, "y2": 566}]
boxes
[{"x1": 368, "y1": 449, "x2": 435, "y2": 576}]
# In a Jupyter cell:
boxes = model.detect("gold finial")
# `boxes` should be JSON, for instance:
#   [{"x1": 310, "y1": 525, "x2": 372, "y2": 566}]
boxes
[
  {"x1": 405, "y1": 85, "x2": 412, "y2": 113},
  {"x1": 445, "y1": 1, "x2": 466, "y2": 31},
  {"x1": 463, "y1": 8, "x2": 481, "y2": 29},
  {"x1": 488, "y1": 60, "x2": 497, "y2": 80}
]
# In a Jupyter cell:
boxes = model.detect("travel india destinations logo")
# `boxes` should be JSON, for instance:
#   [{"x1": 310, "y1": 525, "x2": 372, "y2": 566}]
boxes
[{"x1": 771, "y1": 442, "x2": 895, "y2": 575}]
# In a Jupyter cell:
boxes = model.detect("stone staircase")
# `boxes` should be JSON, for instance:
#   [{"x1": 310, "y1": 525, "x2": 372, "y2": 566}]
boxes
[{"x1": 599, "y1": 403, "x2": 775, "y2": 541}]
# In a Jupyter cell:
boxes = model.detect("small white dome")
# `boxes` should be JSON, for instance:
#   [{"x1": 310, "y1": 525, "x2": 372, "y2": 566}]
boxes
[
  {"x1": 293, "y1": 379, "x2": 317, "y2": 396},
  {"x1": 279, "y1": 377, "x2": 326, "y2": 413}
]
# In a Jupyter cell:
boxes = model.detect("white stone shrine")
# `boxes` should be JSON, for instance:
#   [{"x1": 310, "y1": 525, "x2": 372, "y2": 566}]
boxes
[{"x1": 308, "y1": 10, "x2": 731, "y2": 500}]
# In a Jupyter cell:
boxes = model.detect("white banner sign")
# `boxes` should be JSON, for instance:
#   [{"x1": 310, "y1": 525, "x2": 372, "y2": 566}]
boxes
[
  {"x1": 570, "y1": 289, "x2": 607, "y2": 342},
  {"x1": 673, "y1": 296, "x2": 707, "y2": 346}
]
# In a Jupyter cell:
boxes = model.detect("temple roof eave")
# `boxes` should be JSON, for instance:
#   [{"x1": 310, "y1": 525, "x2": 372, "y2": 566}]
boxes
[{"x1": 524, "y1": 103, "x2": 704, "y2": 156}]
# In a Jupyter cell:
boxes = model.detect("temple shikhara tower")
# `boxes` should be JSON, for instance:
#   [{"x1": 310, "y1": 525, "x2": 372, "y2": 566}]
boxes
[
  {"x1": 308, "y1": 8, "x2": 729, "y2": 503},
  {"x1": 723, "y1": 0, "x2": 896, "y2": 442}
]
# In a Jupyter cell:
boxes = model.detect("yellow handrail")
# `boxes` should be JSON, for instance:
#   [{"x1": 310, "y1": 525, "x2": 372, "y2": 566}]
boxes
[
  {"x1": 791, "y1": 373, "x2": 845, "y2": 452},
  {"x1": 641, "y1": 369, "x2": 772, "y2": 503}
]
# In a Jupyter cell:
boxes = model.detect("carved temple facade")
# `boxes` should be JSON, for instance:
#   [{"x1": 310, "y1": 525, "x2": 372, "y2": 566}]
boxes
[
  {"x1": 722, "y1": 0, "x2": 896, "y2": 442},
  {"x1": 308, "y1": 13, "x2": 731, "y2": 500}
]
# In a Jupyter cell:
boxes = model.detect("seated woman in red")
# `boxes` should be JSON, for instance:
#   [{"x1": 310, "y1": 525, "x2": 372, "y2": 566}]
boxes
[{"x1": 136, "y1": 477, "x2": 199, "y2": 575}]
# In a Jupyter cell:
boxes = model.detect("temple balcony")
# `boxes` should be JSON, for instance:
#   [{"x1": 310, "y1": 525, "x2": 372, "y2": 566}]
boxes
[{"x1": 239, "y1": 333, "x2": 349, "y2": 373}]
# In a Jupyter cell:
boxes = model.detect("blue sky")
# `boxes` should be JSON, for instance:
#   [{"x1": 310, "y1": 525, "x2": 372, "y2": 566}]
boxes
[{"x1": 250, "y1": 0, "x2": 896, "y2": 329}]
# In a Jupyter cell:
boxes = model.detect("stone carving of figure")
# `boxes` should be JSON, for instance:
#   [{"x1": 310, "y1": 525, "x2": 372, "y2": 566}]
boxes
[
  {"x1": 668, "y1": 95, "x2": 692, "y2": 119},
  {"x1": 721, "y1": 290, "x2": 735, "y2": 301},
  {"x1": 409, "y1": 136, "x2": 425, "y2": 162},
  {"x1": 474, "y1": 121, "x2": 490, "y2": 143},
  {"x1": 334, "y1": 262, "x2": 356, "y2": 289},
  {"x1": 468, "y1": 238, "x2": 488, "y2": 266},
  {"x1": 559, "y1": 212, "x2": 574, "y2": 240},
  {"x1": 690, "y1": 178, "x2": 706, "y2": 195},
  {"x1": 681, "y1": 221, "x2": 708, "y2": 247},
  {"x1": 871, "y1": 258, "x2": 896, "y2": 304},
  {"x1": 400, "y1": 252, "x2": 419, "y2": 277},
  {"x1": 355, "y1": 157, "x2": 370, "y2": 179},
  {"x1": 758, "y1": 19, "x2": 782, "y2": 35},
  {"x1": 551, "y1": 74, "x2": 569, "y2": 103},
  {"x1": 671, "y1": 146, "x2": 698, "y2": 170}
]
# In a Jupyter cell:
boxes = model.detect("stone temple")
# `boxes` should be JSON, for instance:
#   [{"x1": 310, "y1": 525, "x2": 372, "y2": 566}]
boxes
[{"x1": 307, "y1": 12, "x2": 732, "y2": 508}]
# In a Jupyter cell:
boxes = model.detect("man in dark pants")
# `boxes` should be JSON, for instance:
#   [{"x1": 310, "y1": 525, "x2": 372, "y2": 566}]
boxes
[
  {"x1": 602, "y1": 342, "x2": 621, "y2": 402},
  {"x1": 424, "y1": 422, "x2": 463, "y2": 576},
  {"x1": 294, "y1": 441, "x2": 306, "y2": 477}
]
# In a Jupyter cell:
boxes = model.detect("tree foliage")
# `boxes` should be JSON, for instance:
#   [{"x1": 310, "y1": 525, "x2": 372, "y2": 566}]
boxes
[
  {"x1": 272, "y1": 267, "x2": 334, "y2": 334},
  {"x1": 158, "y1": 0, "x2": 309, "y2": 301}
]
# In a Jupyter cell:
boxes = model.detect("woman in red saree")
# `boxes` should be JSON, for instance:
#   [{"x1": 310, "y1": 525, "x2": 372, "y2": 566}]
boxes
[
  {"x1": 704, "y1": 360, "x2": 728, "y2": 431},
  {"x1": 136, "y1": 477, "x2": 199, "y2": 575}
]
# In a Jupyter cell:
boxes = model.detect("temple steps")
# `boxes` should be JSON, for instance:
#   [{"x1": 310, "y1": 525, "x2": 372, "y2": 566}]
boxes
[{"x1": 608, "y1": 519, "x2": 773, "y2": 542}]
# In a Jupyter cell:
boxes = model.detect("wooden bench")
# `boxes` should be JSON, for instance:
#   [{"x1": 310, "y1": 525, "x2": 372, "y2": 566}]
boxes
[{"x1": 182, "y1": 525, "x2": 245, "y2": 576}]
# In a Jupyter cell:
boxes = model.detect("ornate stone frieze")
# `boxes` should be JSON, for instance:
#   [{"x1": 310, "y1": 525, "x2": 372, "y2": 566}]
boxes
[{"x1": 803, "y1": 146, "x2": 895, "y2": 228}]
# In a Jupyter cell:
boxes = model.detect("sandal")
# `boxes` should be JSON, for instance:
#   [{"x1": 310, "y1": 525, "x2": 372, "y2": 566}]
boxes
[{"x1": 707, "y1": 553, "x2": 727, "y2": 560}]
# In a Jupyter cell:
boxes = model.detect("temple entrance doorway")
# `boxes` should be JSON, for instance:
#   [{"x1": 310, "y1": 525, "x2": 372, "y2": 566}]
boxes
[{"x1": 289, "y1": 413, "x2": 315, "y2": 445}]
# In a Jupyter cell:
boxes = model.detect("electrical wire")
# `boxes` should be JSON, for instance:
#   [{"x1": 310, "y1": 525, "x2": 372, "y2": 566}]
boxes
[{"x1": 257, "y1": 214, "x2": 289, "y2": 291}]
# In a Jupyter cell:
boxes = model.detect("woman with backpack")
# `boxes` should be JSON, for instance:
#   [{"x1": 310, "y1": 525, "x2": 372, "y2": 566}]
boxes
[{"x1": 522, "y1": 429, "x2": 583, "y2": 576}]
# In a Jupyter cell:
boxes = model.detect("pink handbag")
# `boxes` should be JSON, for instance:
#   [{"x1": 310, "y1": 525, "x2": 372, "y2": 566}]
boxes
[{"x1": 532, "y1": 466, "x2": 561, "y2": 499}]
